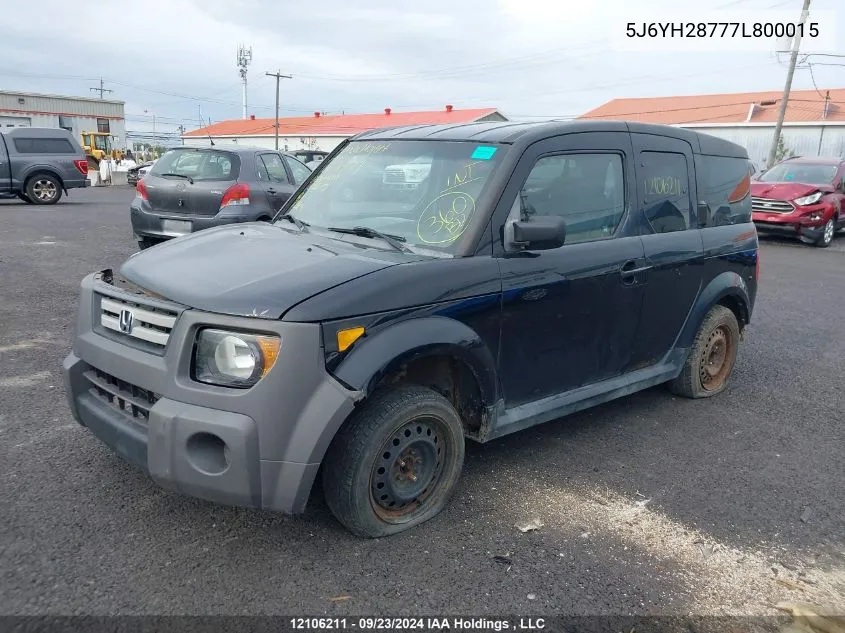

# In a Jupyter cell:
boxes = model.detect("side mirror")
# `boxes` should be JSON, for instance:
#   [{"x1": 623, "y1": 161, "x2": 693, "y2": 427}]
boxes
[{"x1": 506, "y1": 215, "x2": 567, "y2": 251}]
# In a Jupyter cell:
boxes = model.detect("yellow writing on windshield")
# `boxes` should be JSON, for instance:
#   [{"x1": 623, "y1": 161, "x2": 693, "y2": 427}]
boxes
[
  {"x1": 442, "y1": 161, "x2": 484, "y2": 192},
  {"x1": 347, "y1": 142, "x2": 392, "y2": 154},
  {"x1": 417, "y1": 191, "x2": 476, "y2": 244},
  {"x1": 644, "y1": 176, "x2": 683, "y2": 197}
]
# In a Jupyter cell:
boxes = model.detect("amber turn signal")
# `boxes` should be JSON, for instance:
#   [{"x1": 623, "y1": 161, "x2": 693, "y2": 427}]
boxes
[{"x1": 337, "y1": 326, "x2": 365, "y2": 352}]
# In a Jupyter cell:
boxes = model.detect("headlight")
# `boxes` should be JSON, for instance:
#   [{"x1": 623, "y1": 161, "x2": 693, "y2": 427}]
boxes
[
  {"x1": 794, "y1": 191, "x2": 823, "y2": 206},
  {"x1": 194, "y1": 329, "x2": 280, "y2": 388}
]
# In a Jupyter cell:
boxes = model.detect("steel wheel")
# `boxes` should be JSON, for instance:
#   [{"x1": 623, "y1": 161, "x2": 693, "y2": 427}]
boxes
[
  {"x1": 32, "y1": 178, "x2": 58, "y2": 202},
  {"x1": 322, "y1": 385, "x2": 465, "y2": 537},
  {"x1": 370, "y1": 417, "x2": 447, "y2": 522},
  {"x1": 699, "y1": 325, "x2": 734, "y2": 391}
]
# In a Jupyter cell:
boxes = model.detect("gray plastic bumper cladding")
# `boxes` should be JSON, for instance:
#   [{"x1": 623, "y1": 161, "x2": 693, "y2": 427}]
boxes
[{"x1": 62, "y1": 272, "x2": 362, "y2": 514}]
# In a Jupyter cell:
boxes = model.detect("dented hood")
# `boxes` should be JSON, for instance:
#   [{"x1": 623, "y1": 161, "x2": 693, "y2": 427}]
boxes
[
  {"x1": 119, "y1": 223, "x2": 409, "y2": 318},
  {"x1": 751, "y1": 181, "x2": 833, "y2": 200}
]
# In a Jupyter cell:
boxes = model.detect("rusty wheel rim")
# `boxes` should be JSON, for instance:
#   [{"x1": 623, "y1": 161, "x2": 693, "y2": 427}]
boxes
[
  {"x1": 370, "y1": 416, "x2": 446, "y2": 523},
  {"x1": 699, "y1": 325, "x2": 734, "y2": 391}
]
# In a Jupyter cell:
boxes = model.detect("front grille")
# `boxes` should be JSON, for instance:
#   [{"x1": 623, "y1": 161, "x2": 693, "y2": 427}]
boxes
[
  {"x1": 85, "y1": 368, "x2": 159, "y2": 424},
  {"x1": 752, "y1": 197, "x2": 794, "y2": 214},
  {"x1": 98, "y1": 294, "x2": 178, "y2": 350},
  {"x1": 384, "y1": 168, "x2": 406, "y2": 183}
]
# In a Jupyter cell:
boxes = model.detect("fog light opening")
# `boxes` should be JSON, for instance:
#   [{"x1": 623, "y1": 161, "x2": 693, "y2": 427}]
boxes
[{"x1": 185, "y1": 432, "x2": 229, "y2": 475}]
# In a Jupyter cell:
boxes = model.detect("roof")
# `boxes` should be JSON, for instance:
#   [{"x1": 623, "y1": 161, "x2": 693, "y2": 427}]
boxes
[
  {"x1": 579, "y1": 88, "x2": 845, "y2": 126},
  {"x1": 354, "y1": 120, "x2": 747, "y2": 158},
  {"x1": 0, "y1": 89, "x2": 125, "y2": 106},
  {"x1": 164, "y1": 144, "x2": 300, "y2": 156},
  {"x1": 182, "y1": 107, "x2": 502, "y2": 138}
]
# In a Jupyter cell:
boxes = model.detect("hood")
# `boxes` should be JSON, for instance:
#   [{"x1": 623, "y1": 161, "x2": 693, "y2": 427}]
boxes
[
  {"x1": 120, "y1": 223, "x2": 410, "y2": 318},
  {"x1": 751, "y1": 181, "x2": 833, "y2": 200}
]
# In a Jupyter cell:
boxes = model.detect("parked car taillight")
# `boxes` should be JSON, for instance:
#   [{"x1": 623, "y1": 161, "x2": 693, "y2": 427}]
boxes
[
  {"x1": 220, "y1": 183, "x2": 250, "y2": 209},
  {"x1": 136, "y1": 179, "x2": 149, "y2": 201},
  {"x1": 73, "y1": 160, "x2": 89, "y2": 175}
]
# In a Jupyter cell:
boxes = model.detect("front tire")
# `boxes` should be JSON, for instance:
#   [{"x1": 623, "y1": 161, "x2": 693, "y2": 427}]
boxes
[
  {"x1": 25, "y1": 174, "x2": 62, "y2": 205},
  {"x1": 669, "y1": 304, "x2": 740, "y2": 399},
  {"x1": 322, "y1": 385, "x2": 465, "y2": 538},
  {"x1": 815, "y1": 218, "x2": 835, "y2": 248}
]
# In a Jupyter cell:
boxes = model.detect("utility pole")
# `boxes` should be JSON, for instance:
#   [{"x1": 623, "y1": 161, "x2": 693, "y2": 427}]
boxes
[
  {"x1": 265, "y1": 70, "x2": 292, "y2": 150},
  {"x1": 767, "y1": 0, "x2": 812, "y2": 168},
  {"x1": 237, "y1": 45, "x2": 253, "y2": 120},
  {"x1": 90, "y1": 78, "x2": 113, "y2": 99}
]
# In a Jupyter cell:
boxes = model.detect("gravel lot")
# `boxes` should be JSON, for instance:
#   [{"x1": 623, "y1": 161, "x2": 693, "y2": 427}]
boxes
[{"x1": 1, "y1": 187, "x2": 843, "y2": 617}]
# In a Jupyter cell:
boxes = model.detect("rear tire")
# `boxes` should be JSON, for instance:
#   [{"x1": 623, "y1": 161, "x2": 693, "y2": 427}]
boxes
[
  {"x1": 25, "y1": 174, "x2": 62, "y2": 205},
  {"x1": 669, "y1": 304, "x2": 740, "y2": 399},
  {"x1": 17, "y1": 192, "x2": 33, "y2": 204},
  {"x1": 322, "y1": 385, "x2": 465, "y2": 538}
]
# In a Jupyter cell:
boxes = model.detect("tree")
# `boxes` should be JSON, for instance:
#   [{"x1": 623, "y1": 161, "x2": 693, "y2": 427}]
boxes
[{"x1": 773, "y1": 134, "x2": 797, "y2": 164}]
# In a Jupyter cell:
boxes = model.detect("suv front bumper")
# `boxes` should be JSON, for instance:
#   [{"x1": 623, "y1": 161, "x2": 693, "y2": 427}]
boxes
[{"x1": 62, "y1": 271, "x2": 362, "y2": 513}]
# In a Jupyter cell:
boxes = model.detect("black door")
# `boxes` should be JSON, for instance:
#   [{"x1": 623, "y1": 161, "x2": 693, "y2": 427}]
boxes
[
  {"x1": 627, "y1": 132, "x2": 704, "y2": 369},
  {"x1": 494, "y1": 131, "x2": 647, "y2": 407},
  {"x1": 258, "y1": 153, "x2": 296, "y2": 211}
]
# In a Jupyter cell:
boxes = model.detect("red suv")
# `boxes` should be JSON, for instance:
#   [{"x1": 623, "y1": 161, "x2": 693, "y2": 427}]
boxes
[{"x1": 751, "y1": 157, "x2": 845, "y2": 247}]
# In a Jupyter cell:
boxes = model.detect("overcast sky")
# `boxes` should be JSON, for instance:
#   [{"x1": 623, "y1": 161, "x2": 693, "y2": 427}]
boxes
[{"x1": 1, "y1": 0, "x2": 842, "y2": 138}]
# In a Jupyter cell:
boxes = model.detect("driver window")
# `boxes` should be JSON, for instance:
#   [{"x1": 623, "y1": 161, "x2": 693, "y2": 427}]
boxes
[{"x1": 519, "y1": 153, "x2": 625, "y2": 244}]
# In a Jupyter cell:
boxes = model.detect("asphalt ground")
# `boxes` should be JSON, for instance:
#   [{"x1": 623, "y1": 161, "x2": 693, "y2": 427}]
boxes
[{"x1": 1, "y1": 187, "x2": 843, "y2": 617}]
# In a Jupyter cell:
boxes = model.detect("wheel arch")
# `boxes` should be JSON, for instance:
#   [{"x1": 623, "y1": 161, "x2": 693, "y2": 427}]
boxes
[
  {"x1": 331, "y1": 316, "x2": 500, "y2": 439},
  {"x1": 24, "y1": 168, "x2": 65, "y2": 191},
  {"x1": 678, "y1": 272, "x2": 751, "y2": 351}
]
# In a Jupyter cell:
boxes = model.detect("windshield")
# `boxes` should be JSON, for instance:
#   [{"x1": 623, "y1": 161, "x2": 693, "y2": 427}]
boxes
[
  {"x1": 759, "y1": 162, "x2": 837, "y2": 185},
  {"x1": 285, "y1": 140, "x2": 504, "y2": 255},
  {"x1": 94, "y1": 136, "x2": 109, "y2": 151},
  {"x1": 150, "y1": 149, "x2": 240, "y2": 181}
]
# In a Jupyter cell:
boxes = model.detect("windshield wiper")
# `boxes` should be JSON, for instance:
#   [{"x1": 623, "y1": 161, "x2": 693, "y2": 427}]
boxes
[
  {"x1": 327, "y1": 226, "x2": 412, "y2": 253},
  {"x1": 277, "y1": 212, "x2": 309, "y2": 232},
  {"x1": 161, "y1": 173, "x2": 194, "y2": 184}
]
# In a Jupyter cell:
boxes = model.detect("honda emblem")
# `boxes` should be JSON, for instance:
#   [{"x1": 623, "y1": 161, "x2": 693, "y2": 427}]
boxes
[{"x1": 118, "y1": 309, "x2": 134, "y2": 334}]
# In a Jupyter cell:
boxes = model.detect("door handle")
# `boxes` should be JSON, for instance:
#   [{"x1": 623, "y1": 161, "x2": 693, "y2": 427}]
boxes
[{"x1": 620, "y1": 260, "x2": 652, "y2": 286}]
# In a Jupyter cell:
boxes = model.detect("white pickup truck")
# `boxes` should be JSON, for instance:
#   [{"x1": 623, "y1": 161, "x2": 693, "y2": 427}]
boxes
[{"x1": 382, "y1": 156, "x2": 432, "y2": 191}]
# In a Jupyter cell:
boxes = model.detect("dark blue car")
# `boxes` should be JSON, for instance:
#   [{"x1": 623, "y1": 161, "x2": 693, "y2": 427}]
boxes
[{"x1": 64, "y1": 121, "x2": 758, "y2": 537}]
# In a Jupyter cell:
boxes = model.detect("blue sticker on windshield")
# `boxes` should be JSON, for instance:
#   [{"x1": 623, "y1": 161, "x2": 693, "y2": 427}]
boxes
[
  {"x1": 785, "y1": 173, "x2": 794, "y2": 180},
  {"x1": 471, "y1": 145, "x2": 497, "y2": 160}
]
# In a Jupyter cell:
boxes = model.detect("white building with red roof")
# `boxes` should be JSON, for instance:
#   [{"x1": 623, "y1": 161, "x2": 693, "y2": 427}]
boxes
[{"x1": 181, "y1": 105, "x2": 507, "y2": 153}]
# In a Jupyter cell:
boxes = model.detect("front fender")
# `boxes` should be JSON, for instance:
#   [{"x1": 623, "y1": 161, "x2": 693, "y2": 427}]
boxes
[
  {"x1": 332, "y1": 316, "x2": 499, "y2": 406},
  {"x1": 676, "y1": 270, "x2": 752, "y2": 351}
]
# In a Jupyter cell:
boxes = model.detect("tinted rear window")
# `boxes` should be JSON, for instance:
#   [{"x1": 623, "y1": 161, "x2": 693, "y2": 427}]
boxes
[
  {"x1": 698, "y1": 155, "x2": 752, "y2": 227},
  {"x1": 13, "y1": 138, "x2": 76, "y2": 154},
  {"x1": 150, "y1": 149, "x2": 240, "y2": 181}
]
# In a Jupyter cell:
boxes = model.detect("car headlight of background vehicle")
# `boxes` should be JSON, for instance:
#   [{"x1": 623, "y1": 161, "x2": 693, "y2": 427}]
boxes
[
  {"x1": 194, "y1": 329, "x2": 280, "y2": 388},
  {"x1": 795, "y1": 191, "x2": 823, "y2": 206}
]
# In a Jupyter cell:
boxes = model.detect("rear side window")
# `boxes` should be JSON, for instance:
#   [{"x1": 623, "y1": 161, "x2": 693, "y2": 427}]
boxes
[
  {"x1": 151, "y1": 150, "x2": 239, "y2": 181},
  {"x1": 259, "y1": 153, "x2": 290, "y2": 183},
  {"x1": 639, "y1": 151, "x2": 691, "y2": 233},
  {"x1": 13, "y1": 138, "x2": 76, "y2": 154},
  {"x1": 284, "y1": 155, "x2": 311, "y2": 184},
  {"x1": 698, "y1": 155, "x2": 752, "y2": 227}
]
